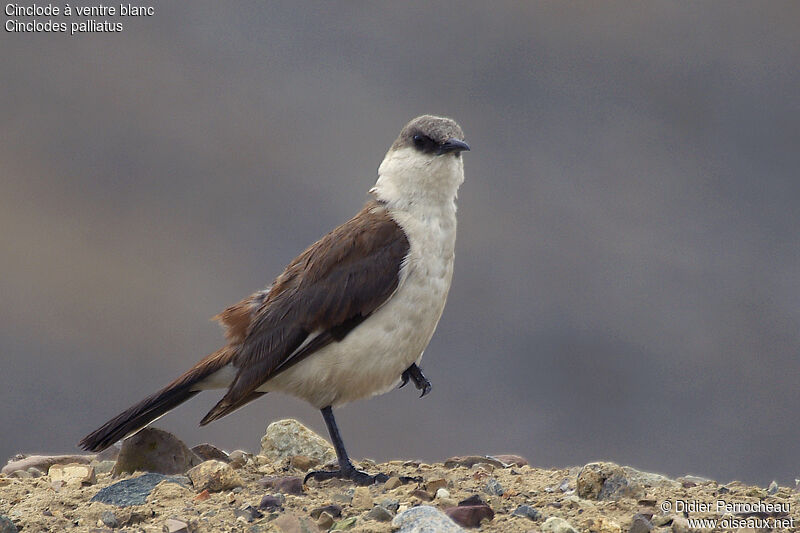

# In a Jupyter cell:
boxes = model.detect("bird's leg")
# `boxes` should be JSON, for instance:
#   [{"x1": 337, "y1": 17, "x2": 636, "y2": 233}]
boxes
[
  {"x1": 304, "y1": 406, "x2": 389, "y2": 486},
  {"x1": 399, "y1": 363, "x2": 432, "y2": 397}
]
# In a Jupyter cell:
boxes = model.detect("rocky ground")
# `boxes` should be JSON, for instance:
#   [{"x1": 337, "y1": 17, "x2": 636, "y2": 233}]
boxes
[{"x1": 1, "y1": 420, "x2": 797, "y2": 532}]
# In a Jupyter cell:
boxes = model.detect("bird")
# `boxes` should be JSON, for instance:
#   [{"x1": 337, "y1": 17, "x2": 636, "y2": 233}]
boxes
[{"x1": 79, "y1": 115, "x2": 470, "y2": 485}]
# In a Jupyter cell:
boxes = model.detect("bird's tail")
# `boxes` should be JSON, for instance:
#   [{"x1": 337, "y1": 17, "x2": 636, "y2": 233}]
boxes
[{"x1": 78, "y1": 347, "x2": 235, "y2": 452}]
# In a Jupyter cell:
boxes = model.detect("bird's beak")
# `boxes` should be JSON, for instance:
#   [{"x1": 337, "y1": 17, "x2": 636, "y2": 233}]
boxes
[{"x1": 437, "y1": 138, "x2": 471, "y2": 155}]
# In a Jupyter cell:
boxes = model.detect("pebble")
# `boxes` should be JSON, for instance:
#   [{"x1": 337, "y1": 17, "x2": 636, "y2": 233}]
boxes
[
  {"x1": 1, "y1": 454, "x2": 94, "y2": 476},
  {"x1": 410, "y1": 488, "x2": 434, "y2": 501},
  {"x1": 310, "y1": 504, "x2": 342, "y2": 519},
  {"x1": 542, "y1": 516, "x2": 579, "y2": 533},
  {"x1": 628, "y1": 513, "x2": 653, "y2": 533},
  {"x1": 191, "y1": 443, "x2": 229, "y2": 463},
  {"x1": 445, "y1": 503, "x2": 494, "y2": 528},
  {"x1": 425, "y1": 478, "x2": 448, "y2": 493},
  {"x1": 444, "y1": 455, "x2": 505, "y2": 469},
  {"x1": 331, "y1": 516, "x2": 357, "y2": 530},
  {"x1": 90, "y1": 473, "x2": 188, "y2": 506},
  {"x1": 258, "y1": 493, "x2": 285, "y2": 510},
  {"x1": 48, "y1": 463, "x2": 96, "y2": 486},
  {"x1": 259, "y1": 419, "x2": 336, "y2": 465},
  {"x1": 100, "y1": 510, "x2": 119, "y2": 528},
  {"x1": 351, "y1": 486, "x2": 373, "y2": 508},
  {"x1": 187, "y1": 460, "x2": 243, "y2": 492},
  {"x1": 768, "y1": 480, "x2": 779, "y2": 494},
  {"x1": 392, "y1": 506, "x2": 464, "y2": 532},
  {"x1": 577, "y1": 462, "x2": 642, "y2": 500},
  {"x1": 671, "y1": 515, "x2": 690, "y2": 533},
  {"x1": 316, "y1": 511, "x2": 335, "y2": 529},
  {"x1": 380, "y1": 499, "x2": 400, "y2": 512},
  {"x1": 365, "y1": 505, "x2": 394, "y2": 522},
  {"x1": 288, "y1": 454, "x2": 317, "y2": 471},
  {"x1": 227, "y1": 450, "x2": 250, "y2": 469},
  {"x1": 436, "y1": 487, "x2": 450, "y2": 499},
  {"x1": 384, "y1": 476, "x2": 402, "y2": 490},
  {"x1": 258, "y1": 475, "x2": 304, "y2": 495},
  {"x1": 491, "y1": 454, "x2": 528, "y2": 467},
  {"x1": 163, "y1": 518, "x2": 189, "y2": 533},
  {"x1": 484, "y1": 477, "x2": 504, "y2": 496},
  {"x1": 511, "y1": 504, "x2": 541, "y2": 520},
  {"x1": 233, "y1": 504, "x2": 263, "y2": 522},
  {"x1": 0, "y1": 516, "x2": 17, "y2": 533},
  {"x1": 113, "y1": 428, "x2": 200, "y2": 476}
]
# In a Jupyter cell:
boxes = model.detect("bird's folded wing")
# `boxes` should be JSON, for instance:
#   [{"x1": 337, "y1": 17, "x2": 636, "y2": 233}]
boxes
[{"x1": 201, "y1": 201, "x2": 409, "y2": 423}]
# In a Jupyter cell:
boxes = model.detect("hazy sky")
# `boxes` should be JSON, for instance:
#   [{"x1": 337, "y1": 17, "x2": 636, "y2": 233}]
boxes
[{"x1": 2, "y1": 2, "x2": 799, "y2": 486}]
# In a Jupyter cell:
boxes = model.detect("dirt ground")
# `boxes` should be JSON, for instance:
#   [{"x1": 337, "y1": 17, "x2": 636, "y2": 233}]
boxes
[{"x1": 1, "y1": 453, "x2": 798, "y2": 532}]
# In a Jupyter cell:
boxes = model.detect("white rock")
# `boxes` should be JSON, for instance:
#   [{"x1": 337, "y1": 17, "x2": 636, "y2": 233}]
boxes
[
  {"x1": 392, "y1": 506, "x2": 464, "y2": 532},
  {"x1": 542, "y1": 516, "x2": 578, "y2": 533},
  {"x1": 259, "y1": 419, "x2": 335, "y2": 464}
]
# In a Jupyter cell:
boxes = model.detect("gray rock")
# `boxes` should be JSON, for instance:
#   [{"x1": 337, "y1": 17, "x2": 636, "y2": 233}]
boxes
[
  {"x1": 671, "y1": 515, "x2": 690, "y2": 533},
  {"x1": 258, "y1": 475, "x2": 304, "y2": 495},
  {"x1": 577, "y1": 462, "x2": 644, "y2": 500},
  {"x1": 164, "y1": 518, "x2": 189, "y2": 533},
  {"x1": 365, "y1": 505, "x2": 394, "y2": 522},
  {"x1": 628, "y1": 513, "x2": 653, "y2": 533},
  {"x1": 90, "y1": 473, "x2": 188, "y2": 506},
  {"x1": 310, "y1": 504, "x2": 342, "y2": 519},
  {"x1": 511, "y1": 504, "x2": 541, "y2": 520},
  {"x1": 100, "y1": 510, "x2": 119, "y2": 528},
  {"x1": 186, "y1": 460, "x2": 243, "y2": 492},
  {"x1": 259, "y1": 419, "x2": 335, "y2": 465},
  {"x1": 484, "y1": 478, "x2": 504, "y2": 496},
  {"x1": 622, "y1": 466, "x2": 681, "y2": 489},
  {"x1": 113, "y1": 428, "x2": 200, "y2": 476},
  {"x1": 392, "y1": 506, "x2": 464, "y2": 532},
  {"x1": 233, "y1": 504, "x2": 263, "y2": 523},
  {"x1": 542, "y1": 516, "x2": 578, "y2": 533},
  {"x1": 0, "y1": 516, "x2": 18, "y2": 533},
  {"x1": 258, "y1": 494, "x2": 285, "y2": 510},
  {"x1": 380, "y1": 499, "x2": 400, "y2": 513},
  {"x1": 443, "y1": 455, "x2": 506, "y2": 469},
  {"x1": 768, "y1": 480, "x2": 779, "y2": 494},
  {"x1": 2, "y1": 454, "x2": 94, "y2": 475}
]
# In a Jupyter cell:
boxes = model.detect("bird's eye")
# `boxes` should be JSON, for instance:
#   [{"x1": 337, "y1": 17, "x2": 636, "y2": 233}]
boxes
[
  {"x1": 412, "y1": 133, "x2": 433, "y2": 152},
  {"x1": 413, "y1": 134, "x2": 424, "y2": 148}
]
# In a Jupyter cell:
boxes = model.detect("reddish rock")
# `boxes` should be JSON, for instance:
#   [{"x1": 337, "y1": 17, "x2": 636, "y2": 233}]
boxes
[{"x1": 445, "y1": 504, "x2": 494, "y2": 528}]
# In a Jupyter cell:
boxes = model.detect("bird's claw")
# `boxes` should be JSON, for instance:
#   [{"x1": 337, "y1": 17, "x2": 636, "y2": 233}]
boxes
[{"x1": 400, "y1": 363, "x2": 432, "y2": 398}]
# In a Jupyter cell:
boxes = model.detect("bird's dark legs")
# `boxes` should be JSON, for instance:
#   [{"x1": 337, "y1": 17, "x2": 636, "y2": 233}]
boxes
[
  {"x1": 304, "y1": 406, "x2": 389, "y2": 486},
  {"x1": 399, "y1": 363, "x2": 432, "y2": 397}
]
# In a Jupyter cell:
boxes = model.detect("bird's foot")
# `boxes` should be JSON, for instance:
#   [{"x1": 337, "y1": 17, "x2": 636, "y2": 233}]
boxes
[
  {"x1": 399, "y1": 363, "x2": 432, "y2": 397},
  {"x1": 304, "y1": 464, "x2": 390, "y2": 486}
]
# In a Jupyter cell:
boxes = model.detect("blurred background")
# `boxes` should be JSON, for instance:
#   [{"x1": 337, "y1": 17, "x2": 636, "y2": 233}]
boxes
[{"x1": 2, "y1": 2, "x2": 798, "y2": 487}]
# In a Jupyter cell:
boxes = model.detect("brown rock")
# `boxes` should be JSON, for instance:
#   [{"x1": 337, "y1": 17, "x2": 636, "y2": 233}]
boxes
[
  {"x1": 491, "y1": 454, "x2": 528, "y2": 467},
  {"x1": 113, "y1": 428, "x2": 200, "y2": 476},
  {"x1": 425, "y1": 478, "x2": 448, "y2": 493},
  {"x1": 186, "y1": 460, "x2": 242, "y2": 492},
  {"x1": 289, "y1": 454, "x2": 318, "y2": 471},
  {"x1": 273, "y1": 513, "x2": 320, "y2": 533},
  {"x1": 445, "y1": 504, "x2": 495, "y2": 528},
  {"x1": 384, "y1": 476, "x2": 402, "y2": 490},
  {"x1": 259, "y1": 475, "x2": 304, "y2": 495},
  {"x1": 190, "y1": 443, "x2": 229, "y2": 463}
]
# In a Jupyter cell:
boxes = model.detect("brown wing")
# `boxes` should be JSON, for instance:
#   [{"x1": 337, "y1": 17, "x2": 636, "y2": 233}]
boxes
[{"x1": 200, "y1": 200, "x2": 409, "y2": 424}]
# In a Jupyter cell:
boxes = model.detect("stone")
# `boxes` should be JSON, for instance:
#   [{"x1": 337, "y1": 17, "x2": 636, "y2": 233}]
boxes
[
  {"x1": 310, "y1": 504, "x2": 342, "y2": 519},
  {"x1": 445, "y1": 503, "x2": 494, "y2": 528},
  {"x1": 511, "y1": 504, "x2": 540, "y2": 520},
  {"x1": 48, "y1": 463, "x2": 96, "y2": 485},
  {"x1": 622, "y1": 466, "x2": 680, "y2": 489},
  {"x1": 0, "y1": 516, "x2": 17, "y2": 533},
  {"x1": 259, "y1": 419, "x2": 335, "y2": 465},
  {"x1": 258, "y1": 475, "x2": 304, "y2": 495},
  {"x1": 444, "y1": 455, "x2": 505, "y2": 469},
  {"x1": 227, "y1": 450, "x2": 250, "y2": 468},
  {"x1": 2, "y1": 454, "x2": 94, "y2": 475},
  {"x1": 317, "y1": 512, "x2": 335, "y2": 530},
  {"x1": 258, "y1": 493, "x2": 285, "y2": 510},
  {"x1": 671, "y1": 515, "x2": 689, "y2": 533},
  {"x1": 233, "y1": 504, "x2": 263, "y2": 523},
  {"x1": 542, "y1": 516, "x2": 578, "y2": 533},
  {"x1": 100, "y1": 510, "x2": 119, "y2": 529},
  {"x1": 458, "y1": 494, "x2": 486, "y2": 506},
  {"x1": 410, "y1": 489, "x2": 433, "y2": 501},
  {"x1": 331, "y1": 516, "x2": 357, "y2": 530},
  {"x1": 393, "y1": 506, "x2": 464, "y2": 532},
  {"x1": 380, "y1": 499, "x2": 400, "y2": 512},
  {"x1": 289, "y1": 454, "x2": 318, "y2": 471},
  {"x1": 484, "y1": 478, "x2": 504, "y2": 496},
  {"x1": 425, "y1": 478, "x2": 448, "y2": 493},
  {"x1": 113, "y1": 428, "x2": 200, "y2": 476},
  {"x1": 148, "y1": 480, "x2": 193, "y2": 502},
  {"x1": 351, "y1": 486, "x2": 373, "y2": 509},
  {"x1": 365, "y1": 505, "x2": 393, "y2": 522},
  {"x1": 384, "y1": 476, "x2": 402, "y2": 490},
  {"x1": 191, "y1": 443, "x2": 229, "y2": 463},
  {"x1": 186, "y1": 460, "x2": 242, "y2": 492},
  {"x1": 91, "y1": 473, "x2": 189, "y2": 506},
  {"x1": 768, "y1": 480, "x2": 779, "y2": 494},
  {"x1": 628, "y1": 513, "x2": 653, "y2": 533},
  {"x1": 577, "y1": 462, "x2": 643, "y2": 500},
  {"x1": 436, "y1": 488, "x2": 450, "y2": 500},
  {"x1": 491, "y1": 454, "x2": 528, "y2": 467},
  {"x1": 163, "y1": 518, "x2": 189, "y2": 533}
]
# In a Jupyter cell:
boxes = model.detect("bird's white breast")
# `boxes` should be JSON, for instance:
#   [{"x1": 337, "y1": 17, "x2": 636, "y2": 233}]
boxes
[{"x1": 258, "y1": 199, "x2": 458, "y2": 408}]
